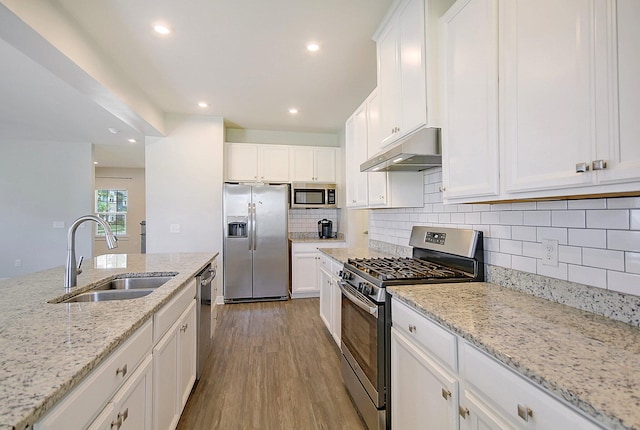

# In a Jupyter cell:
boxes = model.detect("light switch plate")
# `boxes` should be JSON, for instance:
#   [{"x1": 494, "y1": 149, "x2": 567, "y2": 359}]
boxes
[{"x1": 53, "y1": 221, "x2": 65, "y2": 229}]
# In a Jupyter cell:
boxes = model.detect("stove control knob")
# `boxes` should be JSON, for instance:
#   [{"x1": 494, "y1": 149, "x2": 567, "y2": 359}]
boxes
[{"x1": 363, "y1": 285, "x2": 373, "y2": 295}]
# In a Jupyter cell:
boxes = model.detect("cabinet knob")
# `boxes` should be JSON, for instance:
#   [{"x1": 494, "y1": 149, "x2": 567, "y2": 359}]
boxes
[
  {"x1": 110, "y1": 416, "x2": 122, "y2": 429},
  {"x1": 575, "y1": 162, "x2": 590, "y2": 173},
  {"x1": 592, "y1": 159, "x2": 607, "y2": 170},
  {"x1": 118, "y1": 408, "x2": 129, "y2": 424},
  {"x1": 441, "y1": 388, "x2": 452, "y2": 400},
  {"x1": 459, "y1": 406, "x2": 470, "y2": 419},
  {"x1": 181, "y1": 323, "x2": 189, "y2": 332},
  {"x1": 115, "y1": 364, "x2": 127, "y2": 378},
  {"x1": 517, "y1": 404, "x2": 533, "y2": 422},
  {"x1": 408, "y1": 324, "x2": 416, "y2": 333}
]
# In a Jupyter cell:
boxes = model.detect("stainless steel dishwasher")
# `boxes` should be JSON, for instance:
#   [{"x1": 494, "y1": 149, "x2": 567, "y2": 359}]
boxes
[{"x1": 195, "y1": 262, "x2": 216, "y2": 379}]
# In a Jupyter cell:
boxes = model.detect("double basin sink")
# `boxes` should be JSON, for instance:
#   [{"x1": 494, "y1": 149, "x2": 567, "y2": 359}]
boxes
[{"x1": 55, "y1": 275, "x2": 176, "y2": 303}]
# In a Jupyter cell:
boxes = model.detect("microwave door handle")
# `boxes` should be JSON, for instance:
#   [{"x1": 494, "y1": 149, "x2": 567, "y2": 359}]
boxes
[{"x1": 338, "y1": 282, "x2": 378, "y2": 318}]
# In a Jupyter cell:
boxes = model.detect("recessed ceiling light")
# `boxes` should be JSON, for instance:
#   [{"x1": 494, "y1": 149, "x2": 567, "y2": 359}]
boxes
[
  {"x1": 153, "y1": 23, "x2": 172, "y2": 35},
  {"x1": 93, "y1": 161, "x2": 99, "y2": 165},
  {"x1": 305, "y1": 42, "x2": 320, "y2": 52},
  {"x1": 128, "y1": 138, "x2": 137, "y2": 143},
  {"x1": 198, "y1": 101, "x2": 209, "y2": 108},
  {"x1": 288, "y1": 108, "x2": 299, "y2": 114},
  {"x1": 108, "y1": 127, "x2": 119, "y2": 134}
]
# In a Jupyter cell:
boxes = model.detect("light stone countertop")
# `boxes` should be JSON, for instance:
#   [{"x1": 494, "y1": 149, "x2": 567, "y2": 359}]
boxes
[
  {"x1": 317, "y1": 247, "x2": 394, "y2": 263},
  {"x1": 288, "y1": 232, "x2": 346, "y2": 243},
  {"x1": 0, "y1": 252, "x2": 217, "y2": 430},
  {"x1": 388, "y1": 282, "x2": 640, "y2": 430}
]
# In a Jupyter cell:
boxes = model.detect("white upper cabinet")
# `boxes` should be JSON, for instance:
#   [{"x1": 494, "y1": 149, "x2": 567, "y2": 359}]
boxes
[
  {"x1": 225, "y1": 143, "x2": 290, "y2": 182},
  {"x1": 376, "y1": 0, "x2": 428, "y2": 147},
  {"x1": 441, "y1": 0, "x2": 499, "y2": 201},
  {"x1": 442, "y1": 0, "x2": 640, "y2": 203},
  {"x1": 290, "y1": 146, "x2": 337, "y2": 183},
  {"x1": 345, "y1": 102, "x2": 369, "y2": 207}
]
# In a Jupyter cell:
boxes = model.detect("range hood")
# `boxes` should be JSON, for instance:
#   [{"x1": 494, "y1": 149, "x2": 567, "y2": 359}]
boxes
[{"x1": 360, "y1": 127, "x2": 441, "y2": 172}]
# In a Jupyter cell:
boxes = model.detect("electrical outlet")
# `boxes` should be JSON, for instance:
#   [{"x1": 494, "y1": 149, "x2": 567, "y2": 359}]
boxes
[
  {"x1": 170, "y1": 224, "x2": 180, "y2": 233},
  {"x1": 542, "y1": 239, "x2": 558, "y2": 267},
  {"x1": 14, "y1": 259, "x2": 21, "y2": 267},
  {"x1": 53, "y1": 221, "x2": 65, "y2": 229}
]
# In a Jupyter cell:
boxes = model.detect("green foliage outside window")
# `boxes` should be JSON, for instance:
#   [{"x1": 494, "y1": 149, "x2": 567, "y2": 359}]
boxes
[{"x1": 95, "y1": 190, "x2": 127, "y2": 235}]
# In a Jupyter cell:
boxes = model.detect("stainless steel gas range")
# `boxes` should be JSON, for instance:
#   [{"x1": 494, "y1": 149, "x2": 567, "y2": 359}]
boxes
[{"x1": 338, "y1": 226, "x2": 484, "y2": 430}]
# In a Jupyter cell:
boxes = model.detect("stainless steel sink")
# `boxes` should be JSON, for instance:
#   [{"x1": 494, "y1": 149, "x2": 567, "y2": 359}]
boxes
[{"x1": 58, "y1": 275, "x2": 175, "y2": 303}]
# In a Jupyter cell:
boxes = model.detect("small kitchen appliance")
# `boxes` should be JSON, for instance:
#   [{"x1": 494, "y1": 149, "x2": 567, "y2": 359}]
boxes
[
  {"x1": 318, "y1": 219, "x2": 333, "y2": 239},
  {"x1": 338, "y1": 226, "x2": 483, "y2": 430},
  {"x1": 290, "y1": 182, "x2": 337, "y2": 209}
]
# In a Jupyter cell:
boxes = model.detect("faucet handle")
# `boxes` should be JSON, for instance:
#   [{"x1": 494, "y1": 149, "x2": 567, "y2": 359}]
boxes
[{"x1": 77, "y1": 256, "x2": 84, "y2": 275}]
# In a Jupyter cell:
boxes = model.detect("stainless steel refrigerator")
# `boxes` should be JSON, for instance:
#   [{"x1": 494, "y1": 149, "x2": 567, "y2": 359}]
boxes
[{"x1": 223, "y1": 183, "x2": 289, "y2": 302}]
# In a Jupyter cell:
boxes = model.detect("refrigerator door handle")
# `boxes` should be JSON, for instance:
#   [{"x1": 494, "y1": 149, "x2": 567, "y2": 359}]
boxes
[
  {"x1": 252, "y1": 203, "x2": 257, "y2": 250},
  {"x1": 247, "y1": 203, "x2": 252, "y2": 250}
]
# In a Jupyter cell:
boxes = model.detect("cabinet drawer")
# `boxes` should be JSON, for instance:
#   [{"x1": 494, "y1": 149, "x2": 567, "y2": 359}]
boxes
[
  {"x1": 154, "y1": 279, "x2": 196, "y2": 343},
  {"x1": 391, "y1": 298, "x2": 457, "y2": 372},
  {"x1": 461, "y1": 342, "x2": 603, "y2": 429},
  {"x1": 36, "y1": 320, "x2": 153, "y2": 430}
]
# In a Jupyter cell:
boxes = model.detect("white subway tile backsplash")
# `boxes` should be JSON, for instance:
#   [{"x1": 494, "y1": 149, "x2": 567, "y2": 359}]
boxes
[
  {"x1": 582, "y1": 248, "x2": 625, "y2": 271},
  {"x1": 607, "y1": 197, "x2": 640, "y2": 209},
  {"x1": 512, "y1": 226, "x2": 537, "y2": 241},
  {"x1": 608, "y1": 230, "x2": 640, "y2": 252},
  {"x1": 626, "y1": 252, "x2": 640, "y2": 274},
  {"x1": 512, "y1": 255, "x2": 537, "y2": 273},
  {"x1": 472, "y1": 204, "x2": 492, "y2": 212},
  {"x1": 586, "y1": 210, "x2": 629, "y2": 229},
  {"x1": 500, "y1": 211, "x2": 524, "y2": 226},
  {"x1": 511, "y1": 202, "x2": 537, "y2": 210},
  {"x1": 536, "y1": 200, "x2": 568, "y2": 210},
  {"x1": 500, "y1": 239, "x2": 523, "y2": 255},
  {"x1": 450, "y1": 212, "x2": 466, "y2": 224},
  {"x1": 523, "y1": 211, "x2": 551, "y2": 226},
  {"x1": 551, "y1": 210, "x2": 586, "y2": 228},
  {"x1": 536, "y1": 227, "x2": 568, "y2": 244},
  {"x1": 490, "y1": 225, "x2": 512, "y2": 239},
  {"x1": 608, "y1": 270, "x2": 640, "y2": 295},
  {"x1": 438, "y1": 213, "x2": 451, "y2": 223},
  {"x1": 568, "y1": 199, "x2": 607, "y2": 209},
  {"x1": 537, "y1": 261, "x2": 568, "y2": 280},
  {"x1": 488, "y1": 251, "x2": 512, "y2": 268},
  {"x1": 559, "y1": 245, "x2": 582, "y2": 264},
  {"x1": 522, "y1": 241, "x2": 543, "y2": 259},
  {"x1": 568, "y1": 265, "x2": 607, "y2": 289},
  {"x1": 631, "y1": 210, "x2": 640, "y2": 230},
  {"x1": 481, "y1": 212, "x2": 501, "y2": 225},
  {"x1": 568, "y1": 228, "x2": 606, "y2": 248},
  {"x1": 464, "y1": 212, "x2": 482, "y2": 224}
]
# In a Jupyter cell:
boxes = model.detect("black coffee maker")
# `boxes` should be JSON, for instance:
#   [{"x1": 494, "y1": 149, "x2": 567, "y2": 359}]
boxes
[{"x1": 318, "y1": 219, "x2": 333, "y2": 239}]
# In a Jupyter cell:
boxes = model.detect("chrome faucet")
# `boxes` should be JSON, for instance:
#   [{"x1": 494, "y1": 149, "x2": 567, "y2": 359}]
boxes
[{"x1": 65, "y1": 215, "x2": 118, "y2": 290}]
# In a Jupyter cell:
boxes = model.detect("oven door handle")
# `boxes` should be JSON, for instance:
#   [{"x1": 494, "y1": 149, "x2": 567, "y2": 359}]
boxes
[{"x1": 338, "y1": 281, "x2": 378, "y2": 318}]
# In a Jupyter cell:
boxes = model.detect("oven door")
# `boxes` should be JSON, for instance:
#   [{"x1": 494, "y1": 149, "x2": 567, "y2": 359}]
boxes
[{"x1": 339, "y1": 281, "x2": 385, "y2": 408}]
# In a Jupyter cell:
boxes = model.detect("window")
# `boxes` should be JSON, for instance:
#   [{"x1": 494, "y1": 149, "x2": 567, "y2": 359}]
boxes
[{"x1": 95, "y1": 189, "x2": 127, "y2": 235}]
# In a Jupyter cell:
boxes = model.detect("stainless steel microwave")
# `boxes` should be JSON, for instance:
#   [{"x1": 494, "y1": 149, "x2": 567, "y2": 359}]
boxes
[{"x1": 290, "y1": 183, "x2": 337, "y2": 209}]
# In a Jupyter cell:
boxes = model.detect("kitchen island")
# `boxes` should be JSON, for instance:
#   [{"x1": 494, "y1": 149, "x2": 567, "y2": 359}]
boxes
[
  {"x1": 389, "y1": 282, "x2": 640, "y2": 430},
  {"x1": 0, "y1": 252, "x2": 216, "y2": 430}
]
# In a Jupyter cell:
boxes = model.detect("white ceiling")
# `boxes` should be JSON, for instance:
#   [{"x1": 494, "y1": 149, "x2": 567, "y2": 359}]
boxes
[{"x1": 1, "y1": 0, "x2": 393, "y2": 167}]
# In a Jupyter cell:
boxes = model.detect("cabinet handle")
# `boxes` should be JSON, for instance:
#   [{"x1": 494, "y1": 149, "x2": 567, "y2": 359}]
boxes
[
  {"x1": 181, "y1": 323, "x2": 189, "y2": 332},
  {"x1": 110, "y1": 416, "x2": 122, "y2": 429},
  {"x1": 459, "y1": 406, "x2": 470, "y2": 418},
  {"x1": 517, "y1": 404, "x2": 533, "y2": 422},
  {"x1": 408, "y1": 324, "x2": 416, "y2": 333},
  {"x1": 439, "y1": 186, "x2": 446, "y2": 192},
  {"x1": 115, "y1": 364, "x2": 127, "y2": 378},
  {"x1": 441, "y1": 388, "x2": 451, "y2": 400},
  {"x1": 118, "y1": 408, "x2": 129, "y2": 424},
  {"x1": 592, "y1": 159, "x2": 607, "y2": 170},
  {"x1": 575, "y1": 162, "x2": 590, "y2": 173}
]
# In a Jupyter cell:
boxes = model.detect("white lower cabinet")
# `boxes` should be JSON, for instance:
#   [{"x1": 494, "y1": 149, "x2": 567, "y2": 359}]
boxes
[
  {"x1": 36, "y1": 280, "x2": 199, "y2": 430},
  {"x1": 153, "y1": 300, "x2": 197, "y2": 430},
  {"x1": 319, "y1": 254, "x2": 343, "y2": 347},
  {"x1": 291, "y1": 242, "x2": 346, "y2": 299},
  {"x1": 391, "y1": 297, "x2": 605, "y2": 430}
]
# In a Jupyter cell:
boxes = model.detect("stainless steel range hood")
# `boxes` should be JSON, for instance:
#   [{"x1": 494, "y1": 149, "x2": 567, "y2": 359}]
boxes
[{"x1": 360, "y1": 127, "x2": 441, "y2": 172}]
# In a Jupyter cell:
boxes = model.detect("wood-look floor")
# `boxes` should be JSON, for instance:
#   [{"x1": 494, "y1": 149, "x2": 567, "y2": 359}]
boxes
[{"x1": 176, "y1": 298, "x2": 366, "y2": 430}]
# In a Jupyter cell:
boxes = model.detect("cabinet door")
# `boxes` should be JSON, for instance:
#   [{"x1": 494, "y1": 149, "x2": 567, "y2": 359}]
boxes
[
  {"x1": 153, "y1": 323, "x2": 179, "y2": 430},
  {"x1": 397, "y1": 0, "x2": 427, "y2": 136},
  {"x1": 319, "y1": 268, "x2": 332, "y2": 331},
  {"x1": 391, "y1": 328, "x2": 458, "y2": 430},
  {"x1": 441, "y1": 0, "x2": 500, "y2": 201},
  {"x1": 501, "y1": 0, "x2": 598, "y2": 192},
  {"x1": 366, "y1": 90, "x2": 389, "y2": 206},
  {"x1": 330, "y1": 276, "x2": 342, "y2": 346},
  {"x1": 598, "y1": 0, "x2": 640, "y2": 185},
  {"x1": 377, "y1": 19, "x2": 400, "y2": 147},
  {"x1": 226, "y1": 143, "x2": 258, "y2": 181},
  {"x1": 290, "y1": 147, "x2": 315, "y2": 182},
  {"x1": 352, "y1": 105, "x2": 369, "y2": 206},
  {"x1": 313, "y1": 148, "x2": 336, "y2": 183},
  {"x1": 459, "y1": 389, "x2": 514, "y2": 430},
  {"x1": 291, "y1": 251, "x2": 320, "y2": 296},
  {"x1": 259, "y1": 145, "x2": 290, "y2": 182},
  {"x1": 177, "y1": 301, "x2": 197, "y2": 412}
]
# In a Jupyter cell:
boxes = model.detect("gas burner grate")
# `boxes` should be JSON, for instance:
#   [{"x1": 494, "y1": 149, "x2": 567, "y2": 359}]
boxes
[{"x1": 346, "y1": 257, "x2": 464, "y2": 281}]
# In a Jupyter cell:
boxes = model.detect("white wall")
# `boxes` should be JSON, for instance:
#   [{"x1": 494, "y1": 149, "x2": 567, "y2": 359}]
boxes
[
  {"x1": 0, "y1": 140, "x2": 93, "y2": 278},
  {"x1": 94, "y1": 167, "x2": 145, "y2": 255},
  {"x1": 145, "y1": 113, "x2": 224, "y2": 303},
  {"x1": 226, "y1": 128, "x2": 338, "y2": 147},
  {"x1": 369, "y1": 168, "x2": 640, "y2": 296}
]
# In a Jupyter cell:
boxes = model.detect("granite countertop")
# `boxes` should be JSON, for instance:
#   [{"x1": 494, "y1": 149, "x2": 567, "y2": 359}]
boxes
[
  {"x1": 288, "y1": 232, "x2": 346, "y2": 243},
  {"x1": 318, "y1": 247, "x2": 394, "y2": 263},
  {"x1": 388, "y1": 283, "x2": 640, "y2": 430},
  {"x1": 0, "y1": 252, "x2": 217, "y2": 430}
]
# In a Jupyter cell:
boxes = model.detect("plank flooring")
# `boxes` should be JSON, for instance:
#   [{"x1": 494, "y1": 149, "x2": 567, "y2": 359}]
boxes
[{"x1": 176, "y1": 298, "x2": 367, "y2": 430}]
